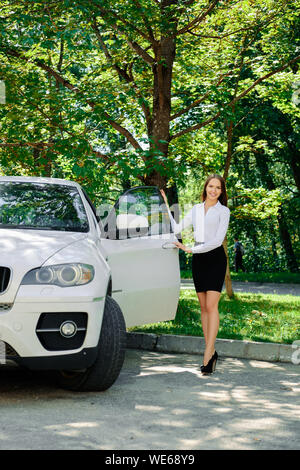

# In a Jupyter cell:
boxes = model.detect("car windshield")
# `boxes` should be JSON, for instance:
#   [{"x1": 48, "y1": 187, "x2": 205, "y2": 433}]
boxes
[{"x1": 0, "y1": 182, "x2": 89, "y2": 232}]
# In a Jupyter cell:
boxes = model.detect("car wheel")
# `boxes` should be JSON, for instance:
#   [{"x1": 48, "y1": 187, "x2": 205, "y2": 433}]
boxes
[{"x1": 57, "y1": 296, "x2": 126, "y2": 391}]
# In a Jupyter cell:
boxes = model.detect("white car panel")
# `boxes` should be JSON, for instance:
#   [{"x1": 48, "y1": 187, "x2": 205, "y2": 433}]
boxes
[
  {"x1": 0, "y1": 176, "x2": 181, "y2": 376},
  {"x1": 101, "y1": 233, "x2": 180, "y2": 327},
  {"x1": 0, "y1": 229, "x2": 87, "y2": 303},
  {"x1": 0, "y1": 299, "x2": 105, "y2": 357}
]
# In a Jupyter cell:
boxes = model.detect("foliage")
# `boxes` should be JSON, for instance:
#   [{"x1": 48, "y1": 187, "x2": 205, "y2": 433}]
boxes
[
  {"x1": 0, "y1": 0, "x2": 299, "y2": 271},
  {"x1": 0, "y1": 1, "x2": 299, "y2": 179}
]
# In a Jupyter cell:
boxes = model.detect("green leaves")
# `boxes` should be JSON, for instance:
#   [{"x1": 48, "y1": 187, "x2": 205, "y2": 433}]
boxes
[
  {"x1": 231, "y1": 184, "x2": 283, "y2": 219},
  {"x1": 0, "y1": 0, "x2": 299, "y2": 217}
]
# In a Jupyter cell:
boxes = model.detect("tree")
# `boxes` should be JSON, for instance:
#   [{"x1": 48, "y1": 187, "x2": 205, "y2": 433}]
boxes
[
  {"x1": 231, "y1": 99, "x2": 300, "y2": 272},
  {"x1": 1, "y1": 0, "x2": 299, "y2": 293},
  {"x1": 0, "y1": 0, "x2": 299, "y2": 202}
]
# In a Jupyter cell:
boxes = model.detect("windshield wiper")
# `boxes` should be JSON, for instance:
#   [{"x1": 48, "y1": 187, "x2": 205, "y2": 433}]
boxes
[
  {"x1": 0, "y1": 224, "x2": 62, "y2": 230},
  {"x1": 0, "y1": 223, "x2": 87, "y2": 232}
]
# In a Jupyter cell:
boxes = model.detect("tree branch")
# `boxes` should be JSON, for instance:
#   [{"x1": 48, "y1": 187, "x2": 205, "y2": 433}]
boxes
[
  {"x1": 230, "y1": 54, "x2": 300, "y2": 106},
  {"x1": 57, "y1": 38, "x2": 64, "y2": 71},
  {"x1": 170, "y1": 33, "x2": 252, "y2": 122},
  {"x1": 170, "y1": 72, "x2": 230, "y2": 120},
  {"x1": 233, "y1": 102, "x2": 260, "y2": 130},
  {"x1": 171, "y1": 111, "x2": 221, "y2": 140},
  {"x1": 1, "y1": 45, "x2": 144, "y2": 152},
  {"x1": 185, "y1": 8, "x2": 285, "y2": 41},
  {"x1": 174, "y1": 0, "x2": 220, "y2": 37},
  {"x1": 171, "y1": 54, "x2": 300, "y2": 140},
  {"x1": 132, "y1": 0, "x2": 155, "y2": 41},
  {"x1": 0, "y1": 139, "x2": 111, "y2": 162},
  {"x1": 183, "y1": 0, "x2": 198, "y2": 6},
  {"x1": 97, "y1": 5, "x2": 153, "y2": 43},
  {"x1": 92, "y1": 18, "x2": 152, "y2": 132},
  {"x1": 92, "y1": 19, "x2": 131, "y2": 82},
  {"x1": 95, "y1": 11, "x2": 155, "y2": 65},
  {"x1": 0, "y1": 141, "x2": 51, "y2": 148}
]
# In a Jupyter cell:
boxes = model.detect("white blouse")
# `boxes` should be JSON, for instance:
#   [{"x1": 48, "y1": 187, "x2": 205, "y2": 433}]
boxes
[{"x1": 168, "y1": 200, "x2": 230, "y2": 254}]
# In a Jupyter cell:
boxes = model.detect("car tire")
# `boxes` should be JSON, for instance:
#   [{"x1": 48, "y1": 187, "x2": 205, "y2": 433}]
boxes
[{"x1": 57, "y1": 296, "x2": 126, "y2": 391}]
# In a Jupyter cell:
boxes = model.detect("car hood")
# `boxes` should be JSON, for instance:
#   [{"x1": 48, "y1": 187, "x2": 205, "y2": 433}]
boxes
[{"x1": 0, "y1": 229, "x2": 87, "y2": 302}]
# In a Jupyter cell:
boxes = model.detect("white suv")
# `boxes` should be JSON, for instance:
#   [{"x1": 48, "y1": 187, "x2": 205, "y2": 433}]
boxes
[{"x1": 0, "y1": 176, "x2": 180, "y2": 391}]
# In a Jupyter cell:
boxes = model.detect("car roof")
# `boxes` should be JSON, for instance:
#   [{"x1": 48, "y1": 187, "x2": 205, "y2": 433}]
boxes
[{"x1": 0, "y1": 176, "x2": 81, "y2": 188}]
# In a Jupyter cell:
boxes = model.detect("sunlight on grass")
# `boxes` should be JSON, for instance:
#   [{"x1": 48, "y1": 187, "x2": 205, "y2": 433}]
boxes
[{"x1": 129, "y1": 290, "x2": 300, "y2": 344}]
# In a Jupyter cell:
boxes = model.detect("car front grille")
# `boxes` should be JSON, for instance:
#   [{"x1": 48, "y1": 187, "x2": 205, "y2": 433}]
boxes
[{"x1": 0, "y1": 267, "x2": 11, "y2": 293}]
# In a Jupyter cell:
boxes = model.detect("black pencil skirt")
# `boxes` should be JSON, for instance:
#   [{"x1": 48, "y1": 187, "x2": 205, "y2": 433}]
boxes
[{"x1": 192, "y1": 245, "x2": 227, "y2": 293}]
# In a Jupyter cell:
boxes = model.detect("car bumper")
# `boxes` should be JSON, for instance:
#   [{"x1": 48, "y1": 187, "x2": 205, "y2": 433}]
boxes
[
  {"x1": 0, "y1": 295, "x2": 106, "y2": 369},
  {"x1": 5, "y1": 346, "x2": 99, "y2": 370}
]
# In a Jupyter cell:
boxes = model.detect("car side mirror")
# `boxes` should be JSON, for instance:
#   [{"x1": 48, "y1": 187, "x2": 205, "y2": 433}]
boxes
[{"x1": 116, "y1": 214, "x2": 149, "y2": 230}]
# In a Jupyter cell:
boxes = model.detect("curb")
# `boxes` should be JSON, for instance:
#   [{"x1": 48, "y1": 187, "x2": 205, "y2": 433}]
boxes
[{"x1": 126, "y1": 332, "x2": 296, "y2": 364}]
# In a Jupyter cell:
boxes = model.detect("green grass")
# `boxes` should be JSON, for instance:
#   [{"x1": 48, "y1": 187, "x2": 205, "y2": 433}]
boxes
[
  {"x1": 180, "y1": 270, "x2": 300, "y2": 284},
  {"x1": 129, "y1": 289, "x2": 300, "y2": 345}
]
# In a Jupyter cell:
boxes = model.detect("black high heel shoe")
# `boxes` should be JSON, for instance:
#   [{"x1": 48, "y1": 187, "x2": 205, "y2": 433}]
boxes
[{"x1": 201, "y1": 350, "x2": 218, "y2": 375}]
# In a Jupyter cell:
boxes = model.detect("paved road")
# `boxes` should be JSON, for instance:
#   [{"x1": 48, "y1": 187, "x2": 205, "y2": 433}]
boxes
[
  {"x1": 0, "y1": 349, "x2": 299, "y2": 450},
  {"x1": 181, "y1": 280, "x2": 300, "y2": 296}
]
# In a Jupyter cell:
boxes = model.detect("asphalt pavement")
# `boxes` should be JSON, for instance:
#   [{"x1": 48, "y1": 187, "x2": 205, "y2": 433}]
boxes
[
  {"x1": 0, "y1": 349, "x2": 299, "y2": 450},
  {"x1": 0, "y1": 280, "x2": 298, "y2": 451},
  {"x1": 181, "y1": 279, "x2": 300, "y2": 296}
]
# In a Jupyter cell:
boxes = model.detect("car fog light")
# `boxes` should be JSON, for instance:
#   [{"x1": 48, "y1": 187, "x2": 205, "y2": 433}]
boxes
[{"x1": 60, "y1": 321, "x2": 77, "y2": 338}]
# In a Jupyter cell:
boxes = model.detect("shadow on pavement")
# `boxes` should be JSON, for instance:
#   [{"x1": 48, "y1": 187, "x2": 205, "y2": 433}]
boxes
[{"x1": 0, "y1": 350, "x2": 299, "y2": 450}]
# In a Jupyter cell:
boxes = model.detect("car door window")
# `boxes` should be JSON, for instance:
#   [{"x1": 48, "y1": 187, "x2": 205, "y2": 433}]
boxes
[{"x1": 102, "y1": 186, "x2": 172, "y2": 240}]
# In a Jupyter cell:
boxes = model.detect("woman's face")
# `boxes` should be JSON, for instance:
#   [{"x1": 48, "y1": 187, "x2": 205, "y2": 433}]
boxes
[{"x1": 205, "y1": 178, "x2": 222, "y2": 202}]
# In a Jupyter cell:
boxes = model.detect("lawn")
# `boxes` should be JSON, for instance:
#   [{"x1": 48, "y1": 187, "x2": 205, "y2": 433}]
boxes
[{"x1": 129, "y1": 289, "x2": 300, "y2": 345}]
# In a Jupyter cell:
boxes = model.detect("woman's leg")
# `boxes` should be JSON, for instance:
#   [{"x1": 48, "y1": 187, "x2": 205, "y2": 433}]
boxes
[
  {"x1": 196, "y1": 292, "x2": 208, "y2": 345},
  {"x1": 203, "y1": 290, "x2": 221, "y2": 366}
]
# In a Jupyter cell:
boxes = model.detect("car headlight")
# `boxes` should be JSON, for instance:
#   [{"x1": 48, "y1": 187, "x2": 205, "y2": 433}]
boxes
[{"x1": 21, "y1": 264, "x2": 94, "y2": 287}]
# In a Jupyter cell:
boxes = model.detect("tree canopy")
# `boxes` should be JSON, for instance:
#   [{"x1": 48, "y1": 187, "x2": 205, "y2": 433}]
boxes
[{"x1": 0, "y1": 0, "x2": 299, "y2": 272}]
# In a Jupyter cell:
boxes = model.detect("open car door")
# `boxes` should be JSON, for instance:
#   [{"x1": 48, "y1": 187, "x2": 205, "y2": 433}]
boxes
[{"x1": 100, "y1": 186, "x2": 180, "y2": 328}]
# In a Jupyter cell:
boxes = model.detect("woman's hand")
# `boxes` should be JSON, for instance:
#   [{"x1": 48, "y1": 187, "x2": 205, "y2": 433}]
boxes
[
  {"x1": 160, "y1": 189, "x2": 168, "y2": 205},
  {"x1": 160, "y1": 189, "x2": 192, "y2": 254},
  {"x1": 173, "y1": 241, "x2": 192, "y2": 253}
]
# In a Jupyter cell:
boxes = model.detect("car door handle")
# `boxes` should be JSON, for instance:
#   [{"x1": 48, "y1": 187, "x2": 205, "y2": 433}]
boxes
[{"x1": 162, "y1": 242, "x2": 177, "y2": 249}]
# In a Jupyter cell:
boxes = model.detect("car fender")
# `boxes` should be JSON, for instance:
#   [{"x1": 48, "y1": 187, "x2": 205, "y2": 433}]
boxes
[{"x1": 42, "y1": 237, "x2": 111, "y2": 300}]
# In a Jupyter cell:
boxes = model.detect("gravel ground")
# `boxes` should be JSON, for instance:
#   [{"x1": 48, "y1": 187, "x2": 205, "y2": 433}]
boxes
[{"x1": 0, "y1": 349, "x2": 299, "y2": 450}]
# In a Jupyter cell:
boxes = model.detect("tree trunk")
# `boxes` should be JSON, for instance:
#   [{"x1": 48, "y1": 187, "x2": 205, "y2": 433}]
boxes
[
  {"x1": 278, "y1": 110, "x2": 300, "y2": 192},
  {"x1": 223, "y1": 237, "x2": 234, "y2": 297},
  {"x1": 33, "y1": 146, "x2": 40, "y2": 168},
  {"x1": 144, "y1": 32, "x2": 177, "y2": 206},
  {"x1": 277, "y1": 206, "x2": 299, "y2": 272},
  {"x1": 223, "y1": 120, "x2": 234, "y2": 298},
  {"x1": 255, "y1": 151, "x2": 299, "y2": 272},
  {"x1": 287, "y1": 141, "x2": 300, "y2": 193},
  {"x1": 269, "y1": 223, "x2": 280, "y2": 269}
]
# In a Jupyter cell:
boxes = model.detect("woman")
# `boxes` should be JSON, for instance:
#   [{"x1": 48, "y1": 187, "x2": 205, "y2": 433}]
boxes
[{"x1": 160, "y1": 174, "x2": 230, "y2": 375}]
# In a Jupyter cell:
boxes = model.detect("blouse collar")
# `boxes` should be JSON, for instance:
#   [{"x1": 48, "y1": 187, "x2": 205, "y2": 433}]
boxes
[{"x1": 202, "y1": 200, "x2": 223, "y2": 211}]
